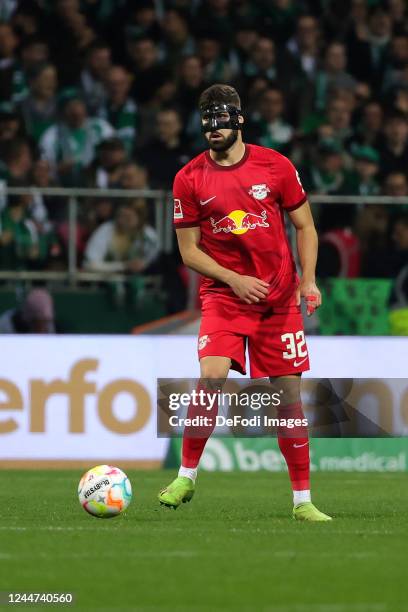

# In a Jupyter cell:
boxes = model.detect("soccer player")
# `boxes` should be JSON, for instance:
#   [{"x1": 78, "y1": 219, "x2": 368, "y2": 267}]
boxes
[{"x1": 159, "y1": 84, "x2": 332, "y2": 521}]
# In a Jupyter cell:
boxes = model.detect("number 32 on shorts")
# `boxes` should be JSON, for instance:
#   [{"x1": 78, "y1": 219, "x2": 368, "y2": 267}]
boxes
[{"x1": 281, "y1": 331, "x2": 307, "y2": 360}]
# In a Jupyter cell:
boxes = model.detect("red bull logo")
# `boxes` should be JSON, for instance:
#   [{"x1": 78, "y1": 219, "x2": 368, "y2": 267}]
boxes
[{"x1": 210, "y1": 209, "x2": 269, "y2": 235}]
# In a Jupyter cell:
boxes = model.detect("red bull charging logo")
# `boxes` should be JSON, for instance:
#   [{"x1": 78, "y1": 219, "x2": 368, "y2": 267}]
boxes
[{"x1": 210, "y1": 209, "x2": 269, "y2": 235}]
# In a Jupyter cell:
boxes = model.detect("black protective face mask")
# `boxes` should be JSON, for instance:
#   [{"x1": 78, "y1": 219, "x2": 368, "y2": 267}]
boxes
[{"x1": 200, "y1": 103, "x2": 242, "y2": 133}]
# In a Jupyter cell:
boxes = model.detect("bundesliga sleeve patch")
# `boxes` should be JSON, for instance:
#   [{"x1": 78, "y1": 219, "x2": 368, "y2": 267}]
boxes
[{"x1": 174, "y1": 199, "x2": 183, "y2": 219}]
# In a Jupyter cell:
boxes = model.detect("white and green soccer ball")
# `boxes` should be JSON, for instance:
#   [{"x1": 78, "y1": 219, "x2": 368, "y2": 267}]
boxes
[{"x1": 78, "y1": 465, "x2": 132, "y2": 518}]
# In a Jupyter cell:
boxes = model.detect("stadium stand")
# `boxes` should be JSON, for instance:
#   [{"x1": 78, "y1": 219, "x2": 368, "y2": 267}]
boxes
[{"x1": 0, "y1": 0, "x2": 407, "y2": 334}]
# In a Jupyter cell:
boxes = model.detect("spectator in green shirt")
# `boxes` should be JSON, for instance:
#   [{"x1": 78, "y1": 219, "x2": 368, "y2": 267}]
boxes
[
  {"x1": 39, "y1": 87, "x2": 114, "y2": 185},
  {"x1": 160, "y1": 8, "x2": 195, "y2": 67},
  {"x1": 96, "y1": 66, "x2": 138, "y2": 156},
  {"x1": 80, "y1": 40, "x2": 112, "y2": 114},
  {"x1": 341, "y1": 145, "x2": 380, "y2": 196},
  {"x1": 314, "y1": 43, "x2": 356, "y2": 113},
  {"x1": 301, "y1": 140, "x2": 348, "y2": 195},
  {"x1": 196, "y1": 33, "x2": 235, "y2": 84},
  {"x1": 0, "y1": 192, "x2": 40, "y2": 269},
  {"x1": 247, "y1": 87, "x2": 294, "y2": 155},
  {"x1": 20, "y1": 63, "x2": 58, "y2": 142}
]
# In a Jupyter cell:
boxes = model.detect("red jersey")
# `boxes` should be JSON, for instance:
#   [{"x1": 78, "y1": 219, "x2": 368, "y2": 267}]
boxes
[{"x1": 173, "y1": 143, "x2": 307, "y2": 307}]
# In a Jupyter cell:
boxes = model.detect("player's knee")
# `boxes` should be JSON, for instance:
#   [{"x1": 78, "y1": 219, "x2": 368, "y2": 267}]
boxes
[
  {"x1": 200, "y1": 357, "x2": 229, "y2": 383},
  {"x1": 269, "y1": 375, "x2": 301, "y2": 405},
  {"x1": 200, "y1": 365, "x2": 227, "y2": 388}
]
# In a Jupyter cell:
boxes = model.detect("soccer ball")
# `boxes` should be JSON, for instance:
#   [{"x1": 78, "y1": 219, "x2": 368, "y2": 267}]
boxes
[{"x1": 78, "y1": 465, "x2": 132, "y2": 518}]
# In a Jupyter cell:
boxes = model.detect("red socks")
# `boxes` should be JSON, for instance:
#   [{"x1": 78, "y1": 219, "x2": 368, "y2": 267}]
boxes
[
  {"x1": 277, "y1": 402, "x2": 310, "y2": 491},
  {"x1": 181, "y1": 383, "x2": 218, "y2": 468},
  {"x1": 181, "y1": 389, "x2": 310, "y2": 494}
]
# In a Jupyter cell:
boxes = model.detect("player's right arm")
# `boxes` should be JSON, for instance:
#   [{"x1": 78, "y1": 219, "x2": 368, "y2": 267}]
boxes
[{"x1": 176, "y1": 226, "x2": 269, "y2": 305}]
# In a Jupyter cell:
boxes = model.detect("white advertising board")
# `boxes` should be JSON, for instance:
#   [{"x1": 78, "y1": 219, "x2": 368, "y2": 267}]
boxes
[{"x1": 0, "y1": 336, "x2": 407, "y2": 463}]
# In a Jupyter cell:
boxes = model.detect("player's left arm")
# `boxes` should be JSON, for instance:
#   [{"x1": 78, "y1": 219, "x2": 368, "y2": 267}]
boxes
[{"x1": 288, "y1": 201, "x2": 321, "y2": 315}]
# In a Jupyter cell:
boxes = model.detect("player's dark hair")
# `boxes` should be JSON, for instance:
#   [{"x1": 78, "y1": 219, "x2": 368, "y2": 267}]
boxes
[{"x1": 199, "y1": 84, "x2": 241, "y2": 110}]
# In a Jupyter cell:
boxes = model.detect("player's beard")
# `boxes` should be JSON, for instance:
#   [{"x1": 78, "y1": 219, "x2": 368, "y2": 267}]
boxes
[{"x1": 207, "y1": 130, "x2": 239, "y2": 152}]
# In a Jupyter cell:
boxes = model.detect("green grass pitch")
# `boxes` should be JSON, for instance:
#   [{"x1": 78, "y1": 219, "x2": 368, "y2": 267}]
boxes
[{"x1": 1, "y1": 470, "x2": 407, "y2": 612}]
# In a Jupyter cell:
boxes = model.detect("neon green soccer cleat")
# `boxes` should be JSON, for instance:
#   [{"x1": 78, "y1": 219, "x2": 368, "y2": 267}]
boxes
[
  {"x1": 158, "y1": 476, "x2": 195, "y2": 509},
  {"x1": 293, "y1": 502, "x2": 333, "y2": 521}
]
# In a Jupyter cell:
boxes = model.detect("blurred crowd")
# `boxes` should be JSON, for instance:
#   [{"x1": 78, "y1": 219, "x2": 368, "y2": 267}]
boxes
[{"x1": 0, "y1": 0, "x2": 406, "y2": 295}]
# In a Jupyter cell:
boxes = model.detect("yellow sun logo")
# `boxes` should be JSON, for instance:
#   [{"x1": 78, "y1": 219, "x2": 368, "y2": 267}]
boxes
[
  {"x1": 210, "y1": 210, "x2": 269, "y2": 235},
  {"x1": 228, "y1": 210, "x2": 249, "y2": 234}
]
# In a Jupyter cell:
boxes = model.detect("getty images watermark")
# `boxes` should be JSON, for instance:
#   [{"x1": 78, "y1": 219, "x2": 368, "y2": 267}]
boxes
[
  {"x1": 157, "y1": 378, "x2": 310, "y2": 438},
  {"x1": 157, "y1": 378, "x2": 408, "y2": 438},
  {"x1": 166, "y1": 387, "x2": 308, "y2": 430}
]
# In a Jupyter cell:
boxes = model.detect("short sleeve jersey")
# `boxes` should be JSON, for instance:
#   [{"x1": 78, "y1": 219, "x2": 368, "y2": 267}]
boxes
[{"x1": 173, "y1": 144, "x2": 307, "y2": 307}]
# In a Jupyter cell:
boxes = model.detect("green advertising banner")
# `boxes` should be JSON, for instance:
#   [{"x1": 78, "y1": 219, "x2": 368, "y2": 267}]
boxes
[{"x1": 165, "y1": 438, "x2": 408, "y2": 472}]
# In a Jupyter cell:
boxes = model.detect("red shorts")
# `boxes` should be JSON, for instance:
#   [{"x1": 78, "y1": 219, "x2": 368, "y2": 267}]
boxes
[{"x1": 197, "y1": 296, "x2": 310, "y2": 377}]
